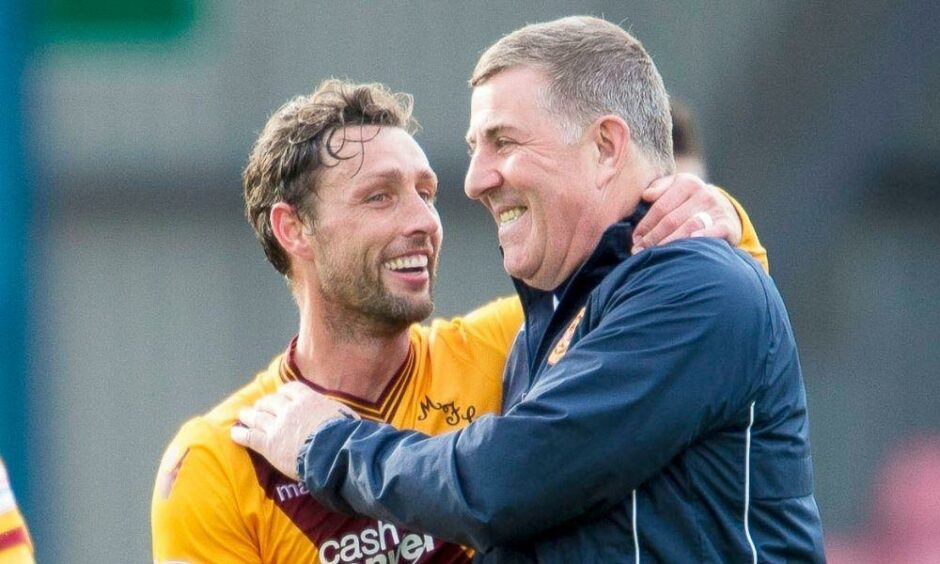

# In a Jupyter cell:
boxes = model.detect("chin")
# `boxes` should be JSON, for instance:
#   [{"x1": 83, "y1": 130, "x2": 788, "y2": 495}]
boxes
[
  {"x1": 411, "y1": 304, "x2": 434, "y2": 324},
  {"x1": 502, "y1": 255, "x2": 532, "y2": 282},
  {"x1": 394, "y1": 294, "x2": 435, "y2": 324}
]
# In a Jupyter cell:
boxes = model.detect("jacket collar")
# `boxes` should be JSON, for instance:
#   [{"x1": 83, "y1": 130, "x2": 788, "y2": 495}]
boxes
[{"x1": 510, "y1": 202, "x2": 650, "y2": 359}]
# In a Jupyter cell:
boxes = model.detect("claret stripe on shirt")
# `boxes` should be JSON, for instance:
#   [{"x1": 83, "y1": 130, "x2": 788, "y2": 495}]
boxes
[{"x1": 280, "y1": 337, "x2": 415, "y2": 422}]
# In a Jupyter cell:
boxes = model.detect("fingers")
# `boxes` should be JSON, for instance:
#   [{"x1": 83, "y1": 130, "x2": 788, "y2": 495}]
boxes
[
  {"x1": 702, "y1": 186, "x2": 743, "y2": 244},
  {"x1": 689, "y1": 210, "x2": 725, "y2": 239},
  {"x1": 232, "y1": 382, "x2": 360, "y2": 452},
  {"x1": 634, "y1": 175, "x2": 680, "y2": 245},
  {"x1": 633, "y1": 174, "x2": 744, "y2": 252},
  {"x1": 634, "y1": 175, "x2": 705, "y2": 251},
  {"x1": 231, "y1": 423, "x2": 266, "y2": 449},
  {"x1": 233, "y1": 406, "x2": 277, "y2": 451},
  {"x1": 238, "y1": 406, "x2": 274, "y2": 430},
  {"x1": 640, "y1": 175, "x2": 676, "y2": 203},
  {"x1": 690, "y1": 223, "x2": 731, "y2": 239},
  {"x1": 634, "y1": 176, "x2": 703, "y2": 251},
  {"x1": 692, "y1": 211, "x2": 714, "y2": 232},
  {"x1": 230, "y1": 425, "x2": 247, "y2": 446},
  {"x1": 652, "y1": 200, "x2": 709, "y2": 247}
]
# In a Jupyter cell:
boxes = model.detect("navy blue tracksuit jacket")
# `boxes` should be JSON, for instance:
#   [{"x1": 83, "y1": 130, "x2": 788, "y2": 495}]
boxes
[{"x1": 299, "y1": 207, "x2": 825, "y2": 562}]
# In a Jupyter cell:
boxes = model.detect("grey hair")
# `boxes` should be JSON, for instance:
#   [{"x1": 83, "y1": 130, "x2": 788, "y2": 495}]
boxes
[{"x1": 471, "y1": 15, "x2": 674, "y2": 173}]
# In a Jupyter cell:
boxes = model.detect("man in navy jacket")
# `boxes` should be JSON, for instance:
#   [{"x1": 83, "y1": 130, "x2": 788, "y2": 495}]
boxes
[{"x1": 235, "y1": 16, "x2": 824, "y2": 562}]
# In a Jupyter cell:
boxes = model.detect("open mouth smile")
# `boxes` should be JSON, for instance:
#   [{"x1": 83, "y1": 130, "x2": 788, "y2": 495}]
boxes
[
  {"x1": 383, "y1": 254, "x2": 429, "y2": 274},
  {"x1": 498, "y1": 206, "x2": 527, "y2": 225}
]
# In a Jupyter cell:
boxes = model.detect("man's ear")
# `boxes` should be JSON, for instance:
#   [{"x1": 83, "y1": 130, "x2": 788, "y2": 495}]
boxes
[
  {"x1": 270, "y1": 202, "x2": 316, "y2": 263},
  {"x1": 592, "y1": 115, "x2": 631, "y2": 190}
]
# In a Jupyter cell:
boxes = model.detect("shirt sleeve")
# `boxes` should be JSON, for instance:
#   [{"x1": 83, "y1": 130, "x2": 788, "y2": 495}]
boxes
[
  {"x1": 0, "y1": 542, "x2": 33, "y2": 564},
  {"x1": 433, "y1": 296, "x2": 523, "y2": 358},
  {"x1": 0, "y1": 457, "x2": 34, "y2": 564},
  {"x1": 717, "y1": 187, "x2": 769, "y2": 273},
  {"x1": 298, "y1": 242, "x2": 770, "y2": 551},
  {"x1": 152, "y1": 419, "x2": 261, "y2": 564}
]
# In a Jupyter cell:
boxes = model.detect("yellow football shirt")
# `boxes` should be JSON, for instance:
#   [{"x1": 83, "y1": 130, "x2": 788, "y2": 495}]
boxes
[
  {"x1": 0, "y1": 457, "x2": 34, "y2": 564},
  {"x1": 152, "y1": 297, "x2": 523, "y2": 564}
]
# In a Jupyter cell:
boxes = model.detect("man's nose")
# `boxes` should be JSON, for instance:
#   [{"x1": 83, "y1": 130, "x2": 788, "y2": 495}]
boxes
[
  {"x1": 402, "y1": 191, "x2": 441, "y2": 238},
  {"x1": 464, "y1": 151, "x2": 502, "y2": 201}
]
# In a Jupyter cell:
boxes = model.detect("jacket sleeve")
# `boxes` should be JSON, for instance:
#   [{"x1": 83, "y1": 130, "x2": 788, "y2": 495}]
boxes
[{"x1": 300, "y1": 242, "x2": 770, "y2": 551}]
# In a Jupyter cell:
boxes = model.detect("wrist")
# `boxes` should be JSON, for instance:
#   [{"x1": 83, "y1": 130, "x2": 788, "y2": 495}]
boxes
[
  {"x1": 295, "y1": 411, "x2": 358, "y2": 479},
  {"x1": 295, "y1": 432, "x2": 316, "y2": 481}
]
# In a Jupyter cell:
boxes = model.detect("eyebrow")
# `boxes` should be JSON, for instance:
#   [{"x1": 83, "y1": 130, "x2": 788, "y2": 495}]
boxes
[
  {"x1": 359, "y1": 167, "x2": 438, "y2": 185},
  {"x1": 465, "y1": 124, "x2": 513, "y2": 148}
]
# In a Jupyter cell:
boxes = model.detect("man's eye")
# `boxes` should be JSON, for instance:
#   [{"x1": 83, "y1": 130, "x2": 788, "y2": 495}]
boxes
[
  {"x1": 366, "y1": 193, "x2": 390, "y2": 203},
  {"x1": 419, "y1": 191, "x2": 437, "y2": 205},
  {"x1": 495, "y1": 138, "x2": 514, "y2": 150}
]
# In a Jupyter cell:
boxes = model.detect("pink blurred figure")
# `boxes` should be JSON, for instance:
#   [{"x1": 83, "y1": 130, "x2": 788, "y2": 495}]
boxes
[{"x1": 828, "y1": 434, "x2": 940, "y2": 563}]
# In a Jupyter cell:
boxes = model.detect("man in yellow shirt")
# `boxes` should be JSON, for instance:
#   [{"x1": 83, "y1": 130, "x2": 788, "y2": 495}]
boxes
[
  {"x1": 152, "y1": 78, "x2": 765, "y2": 563},
  {"x1": 0, "y1": 457, "x2": 34, "y2": 564}
]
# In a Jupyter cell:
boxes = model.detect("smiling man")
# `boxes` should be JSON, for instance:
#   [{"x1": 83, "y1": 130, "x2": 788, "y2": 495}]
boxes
[
  {"x1": 235, "y1": 16, "x2": 824, "y2": 563},
  {"x1": 152, "y1": 80, "x2": 509, "y2": 563},
  {"x1": 152, "y1": 76, "x2": 762, "y2": 562}
]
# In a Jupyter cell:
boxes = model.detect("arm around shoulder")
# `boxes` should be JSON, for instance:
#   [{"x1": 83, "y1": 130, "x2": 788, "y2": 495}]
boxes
[
  {"x1": 298, "y1": 244, "x2": 769, "y2": 550},
  {"x1": 717, "y1": 187, "x2": 769, "y2": 273}
]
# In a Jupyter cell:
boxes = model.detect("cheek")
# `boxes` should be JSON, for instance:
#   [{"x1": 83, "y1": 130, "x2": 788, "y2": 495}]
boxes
[
  {"x1": 320, "y1": 228, "x2": 369, "y2": 268},
  {"x1": 502, "y1": 153, "x2": 540, "y2": 185},
  {"x1": 533, "y1": 197, "x2": 581, "y2": 246}
]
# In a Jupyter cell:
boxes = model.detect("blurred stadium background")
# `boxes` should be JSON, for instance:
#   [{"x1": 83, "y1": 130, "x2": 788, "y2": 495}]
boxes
[{"x1": 1, "y1": 0, "x2": 938, "y2": 561}]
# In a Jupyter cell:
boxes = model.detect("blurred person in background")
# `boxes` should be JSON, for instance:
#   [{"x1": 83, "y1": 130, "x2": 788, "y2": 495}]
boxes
[
  {"x1": 236, "y1": 16, "x2": 821, "y2": 562},
  {"x1": 631, "y1": 97, "x2": 769, "y2": 262},
  {"x1": 827, "y1": 434, "x2": 940, "y2": 564},
  {"x1": 671, "y1": 99, "x2": 708, "y2": 178},
  {"x1": 0, "y1": 457, "x2": 34, "y2": 564},
  {"x1": 153, "y1": 77, "x2": 759, "y2": 563},
  {"x1": 665, "y1": 101, "x2": 769, "y2": 270}
]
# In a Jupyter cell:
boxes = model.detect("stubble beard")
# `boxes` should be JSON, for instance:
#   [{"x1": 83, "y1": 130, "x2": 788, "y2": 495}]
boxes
[{"x1": 317, "y1": 249, "x2": 436, "y2": 339}]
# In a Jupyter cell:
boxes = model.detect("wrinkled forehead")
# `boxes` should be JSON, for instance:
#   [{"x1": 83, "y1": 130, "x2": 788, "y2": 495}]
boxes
[{"x1": 466, "y1": 66, "x2": 552, "y2": 143}]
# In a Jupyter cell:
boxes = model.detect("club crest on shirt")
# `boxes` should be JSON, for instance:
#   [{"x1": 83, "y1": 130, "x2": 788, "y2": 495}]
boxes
[{"x1": 548, "y1": 307, "x2": 586, "y2": 366}]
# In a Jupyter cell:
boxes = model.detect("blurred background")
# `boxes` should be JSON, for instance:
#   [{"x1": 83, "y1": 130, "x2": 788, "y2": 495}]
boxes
[{"x1": 1, "y1": 0, "x2": 938, "y2": 561}]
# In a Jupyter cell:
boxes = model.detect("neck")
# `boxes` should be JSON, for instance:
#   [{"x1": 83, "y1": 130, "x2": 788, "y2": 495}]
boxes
[
  {"x1": 606, "y1": 159, "x2": 661, "y2": 230},
  {"x1": 291, "y1": 284, "x2": 412, "y2": 404}
]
